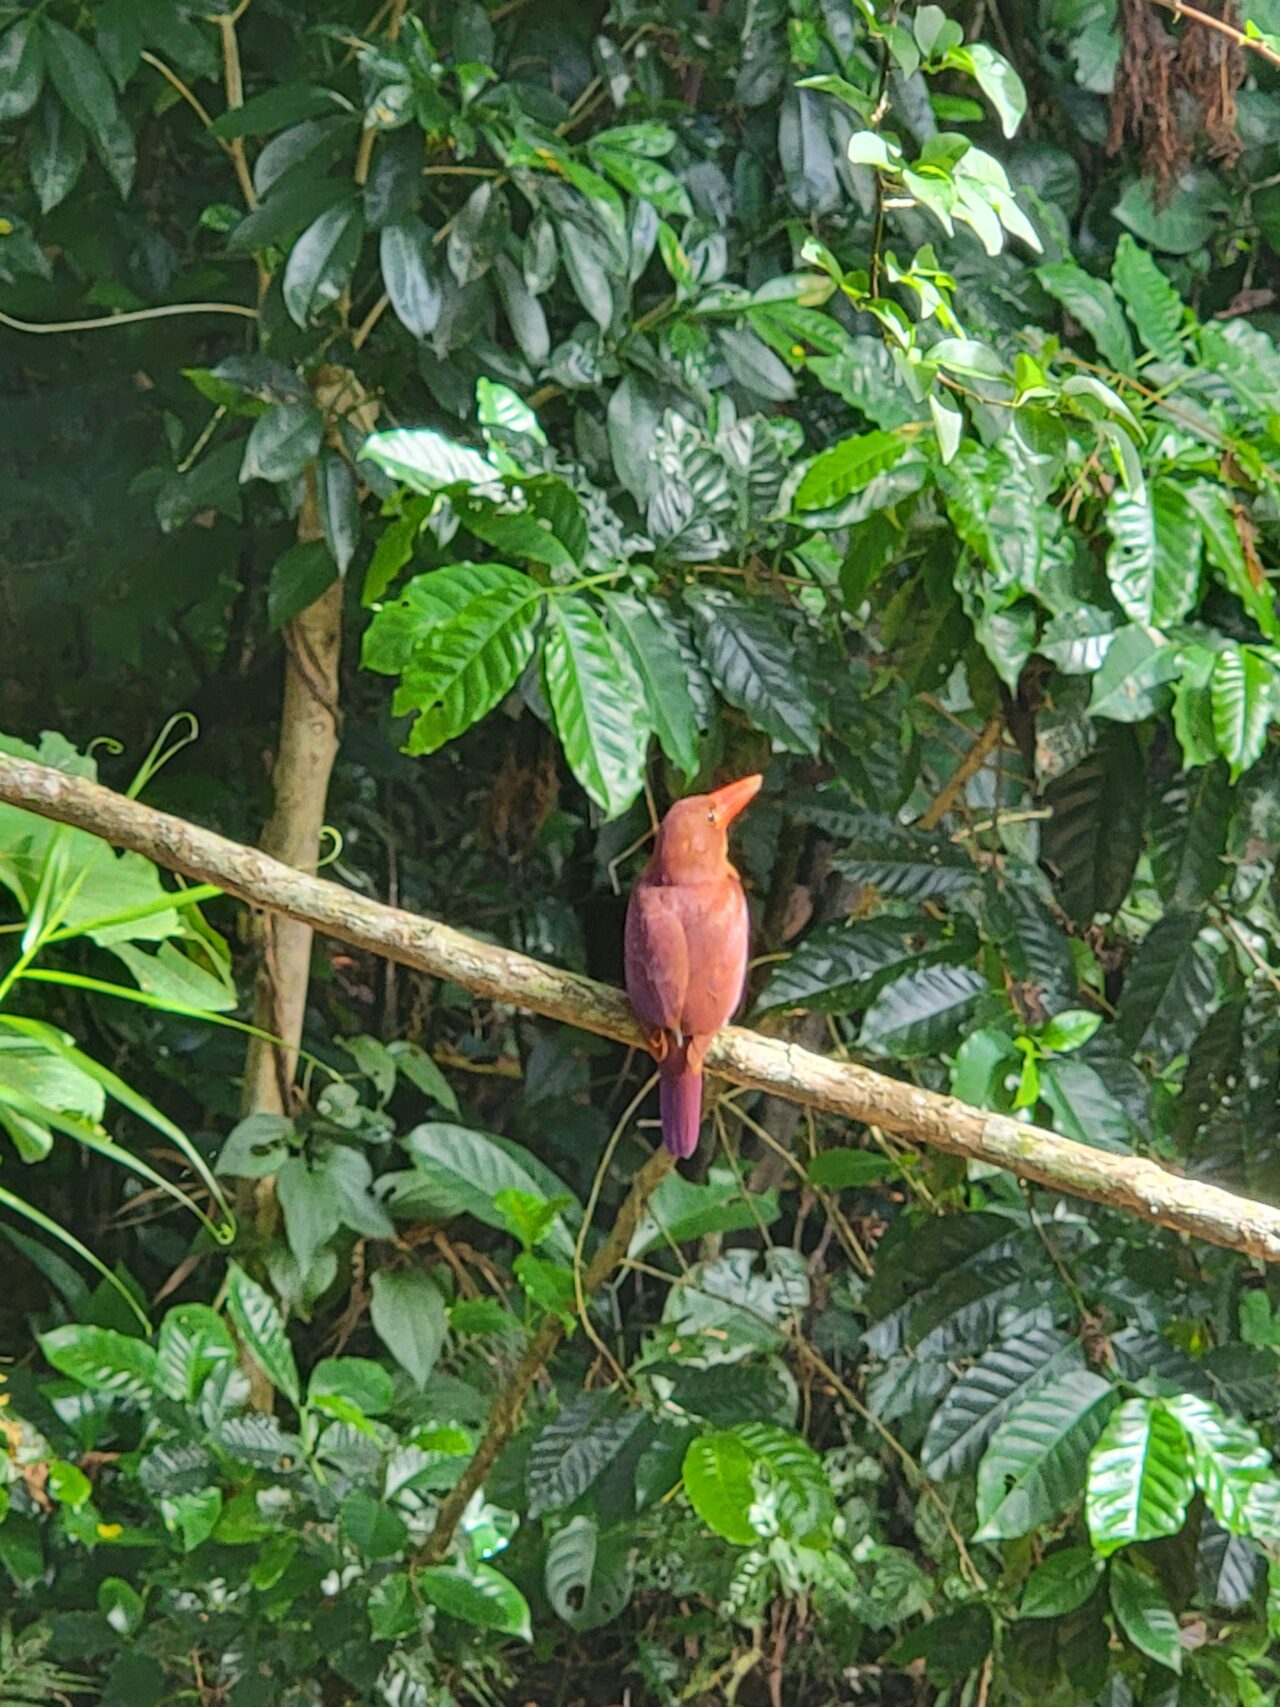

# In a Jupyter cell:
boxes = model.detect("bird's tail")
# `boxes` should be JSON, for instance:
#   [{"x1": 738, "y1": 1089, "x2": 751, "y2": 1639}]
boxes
[{"x1": 659, "y1": 1043, "x2": 702, "y2": 1159}]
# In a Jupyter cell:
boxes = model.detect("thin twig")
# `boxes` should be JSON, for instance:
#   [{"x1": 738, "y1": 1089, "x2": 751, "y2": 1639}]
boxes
[
  {"x1": 1149, "y1": 0, "x2": 1280, "y2": 68},
  {"x1": 917, "y1": 716, "x2": 1005, "y2": 831},
  {"x1": 0, "y1": 304, "x2": 256, "y2": 335}
]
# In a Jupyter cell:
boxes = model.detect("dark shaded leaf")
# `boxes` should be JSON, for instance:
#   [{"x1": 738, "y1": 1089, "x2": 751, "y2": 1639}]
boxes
[
  {"x1": 283, "y1": 200, "x2": 364, "y2": 327},
  {"x1": 1041, "y1": 730, "x2": 1144, "y2": 923},
  {"x1": 380, "y1": 216, "x2": 445, "y2": 338},
  {"x1": 43, "y1": 21, "x2": 134, "y2": 197},
  {"x1": 688, "y1": 590, "x2": 820, "y2": 754}
]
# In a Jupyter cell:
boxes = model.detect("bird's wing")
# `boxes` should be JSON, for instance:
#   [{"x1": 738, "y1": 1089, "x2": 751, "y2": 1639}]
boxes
[
  {"x1": 624, "y1": 883, "x2": 689, "y2": 1033},
  {"x1": 679, "y1": 880, "x2": 751, "y2": 1035}
]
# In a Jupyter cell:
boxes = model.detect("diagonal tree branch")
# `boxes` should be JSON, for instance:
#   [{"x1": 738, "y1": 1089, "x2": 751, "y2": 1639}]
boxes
[{"x1": 3, "y1": 750, "x2": 1280, "y2": 1262}]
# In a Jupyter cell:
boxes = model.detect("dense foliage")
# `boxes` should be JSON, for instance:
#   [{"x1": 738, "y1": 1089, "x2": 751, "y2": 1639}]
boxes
[{"x1": 6, "y1": 0, "x2": 1280, "y2": 1702}]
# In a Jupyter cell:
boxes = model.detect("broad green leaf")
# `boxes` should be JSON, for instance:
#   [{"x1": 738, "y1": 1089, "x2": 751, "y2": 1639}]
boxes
[
  {"x1": 960, "y1": 42, "x2": 1026, "y2": 138},
  {"x1": 240, "y1": 401, "x2": 323, "y2": 486},
  {"x1": 1037, "y1": 263, "x2": 1133, "y2": 371},
  {"x1": 689, "y1": 591, "x2": 821, "y2": 754},
  {"x1": 29, "y1": 92, "x2": 85, "y2": 213},
  {"x1": 446, "y1": 180, "x2": 507, "y2": 287},
  {"x1": 1109, "y1": 1558, "x2": 1181, "y2": 1673},
  {"x1": 1105, "y1": 484, "x2": 1201, "y2": 626},
  {"x1": 806, "y1": 1149, "x2": 896, "y2": 1189},
  {"x1": 630, "y1": 1167, "x2": 782, "y2": 1257},
  {"x1": 386, "y1": 1039, "x2": 459, "y2": 1114},
  {"x1": 1086, "y1": 1397, "x2": 1195, "y2": 1554},
  {"x1": 1183, "y1": 480, "x2": 1279, "y2": 640},
  {"x1": 380, "y1": 216, "x2": 445, "y2": 338},
  {"x1": 858, "y1": 963, "x2": 989, "y2": 1057},
  {"x1": 545, "y1": 1516, "x2": 635, "y2": 1632},
  {"x1": 392, "y1": 574, "x2": 542, "y2": 756},
  {"x1": 1087, "y1": 625, "x2": 1181, "y2": 722},
  {"x1": 217, "y1": 1112, "x2": 294, "y2": 1178},
  {"x1": 794, "y1": 431, "x2": 906, "y2": 511},
  {"x1": 277, "y1": 1154, "x2": 342, "y2": 1273},
  {"x1": 718, "y1": 324, "x2": 798, "y2": 403},
  {"x1": 0, "y1": 19, "x2": 44, "y2": 123},
  {"x1": 1041, "y1": 730, "x2": 1144, "y2": 922},
  {"x1": 733, "y1": 1421, "x2": 836, "y2": 1545},
  {"x1": 1116, "y1": 912, "x2": 1221, "y2": 1066},
  {"x1": 156, "y1": 1304, "x2": 235, "y2": 1403},
  {"x1": 543, "y1": 596, "x2": 651, "y2": 817},
  {"x1": 1038, "y1": 1058, "x2": 1135, "y2": 1153},
  {"x1": 1111, "y1": 234, "x2": 1186, "y2": 363},
  {"x1": 494, "y1": 254, "x2": 551, "y2": 365},
  {"x1": 226, "y1": 1260, "x2": 299, "y2": 1405},
  {"x1": 1150, "y1": 763, "x2": 1230, "y2": 907},
  {"x1": 683, "y1": 1432, "x2": 759, "y2": 1544},
  {"x1": 42, "y1": 21, "x2": 134, "y2": 197},
  {"x1": 826, "y1": 815, "x2": 978, "y2": 901},
  {"x1": 388, "y1": 1122, "x2": 578, "y2": 1259},
  {"x1": 1211, "y1": 645, "x2": 1274, "y2": 779},
  {"x1": 590, "y1": 142, "x2": 691, "y2": 217},
  {"x1": 1113, "y1": 173, "x2": 1218, "y2": 255},
  {"x1": 922, "y1": 1328, "x2": 1085, "y2": 1480},
  {"x1": 759, "y1": 918, "x2": 969, "y2": 1015},
  {"x1": 975, "y1": 1370, "x2": 1115, "y2": 1540},
  {"x1": 341, "y1": 1486, "x2": 408, "y2": 1560},
  {"x1": 40, "y1": 1323, "x2": 157, "y2": 1398},
  {"x1": 929, "y1": 391, "x2": 963, "y2": 464},
  {"x1": 283, "y1": 199, "x2": 364, "y2": 327},
  {"x1": 317, "y1": 448, "x2": 360, "y2": 574},
  {"x1": 1020, "y1": 1547, "x2": 1105, "y2": 1618},
  {"x1": 369, "y1": 1268, "x2": 446, "y2": 1388},
  {"x1": 267, "y1": 540, "x2": 335, "y2": 630},
  {"x1": 419, "y1": 1564, "x2": 532, "y2": 1639},
  {"x1": 360, "y1": 427, "x2": 501, "y2": 494},
  {"x1": 528, "y1": 1394, "x2": 643, "y2": 1517},
  {"x1": 210, "y1": 82, "x2": 350, "y2": 139},
  {"x1": 161, "y1": 1487, "x2": 222, "y2": 1553},
  {"x1": 607, "y1": 594, "x2": 700, "y2": 779},
  {"x1": 1164, "y1": 1394, "x2": 1273, "y2": 1533}
]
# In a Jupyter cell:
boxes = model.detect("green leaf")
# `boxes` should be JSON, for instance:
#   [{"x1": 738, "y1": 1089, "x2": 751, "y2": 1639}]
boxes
[
  {"x1": 733, "y1": 1421, "x2": 836, "y2": 1544},
  {"x1": 1086, "y1": 1397, "x2": 1195, "y2": 1555},
  {"x1": 493, "y1": 254, "x2": 551, "y2": 366},
  {"x1": 268, "y1": 539, "x2": 336, "y2": 630},
  {"x1": 718, "y1": 325, "x2": 798, "y2": 403},
  {"x1": 156, "y1": 1303, "x2": 235, "y2": 1403},
  {"x1": 40, "y1": 1323, "x2": 157, "y2": 1398},
  {"x1": 161, "y1": 1486, "x2": 222, "y2": 1552},
  {"x1": 277, "y1": 1154, "x2": 342, "y2": 1273},
  {"x1": 42, "y1": 21, "x2": 134, "y2": 197},
  {"x1": 318, "y1": 449, "x2": 360, "y2": 574},
  {"x1": 390, "y1": 570, "x2": 542, "y2": 756},
  {"x1": 1111, "y1": 234, "x2": 1186, "y2": 363},
  {"x1": 1020, "y1": 1547, "x2": 1105, "y2": 1618},
  {"x1": 960, "y1": 42, "x2": 1027, "y2": 138},
  {"x1": 922, "y1": 1328, "x2": 1085, "y2": 1480},
  {"x1": 758, "y1": 918, "x2": 961, "y2": 1014},
  {"x1": 590, "y1": 142, "x2": 691, "y2": 217},
  {"x1": 1087, "y1": 625, "x2": 1181, "y2": 722},
  {"x1": 1038, "y1": 1058, "x2": 1136, "y2": 1153},
  {"x1": 226, "y1": 1260, "x2": 299, "y2": 1405},
  {"x1": 974, "y1": 1370, "x2": 1115, "y2": 1540},
  {"x1": 342, "y1": 1487, "x2": 408, "y2": 1560},
  {"x1": 806, "y1": 1149, "x2": 896, "y2": 1189},
  {"x1": 1164, "y1": 1394, "x2": 1273, "y2": 1533},
  {"x1": 0, "y1": 19, "x2": 44, "y2": 123},
  {"x1": 1109, "y1": 1558, "x2": 1181, "y2": 1673},
  {"x1": 360, "y1": 428, "x2": 501, "y2": 494},
  {"x1": 1113, "y1": 173, "x2": 1218, "y2": 255},
  {"x1": 368, "y1": 1572, "x2": 417, "y2": 1641},
  {"x1": 682, "y1": 1432, "x2": 759, "y2": 1545},
  {"x1": 858, "y1": 964, "x2": 989, "y2": 1057},
  {"x1": 217, "y1": 1112, "x2": 294, "y2": 1178},
  {"x1": 29, "y1": 92, "x2": 85, "y2": 213},
  {"x1": 1116, "y1": 912, "x2": 1221, "y2": 1066},
  {"x1": 825, "y1": 814, "x2": 978, "y2": 901},
  {"x1": 241, "y1": 401, "x2": 323, "y2": 486},
  {"x1": 629, "y1": 1166, "x2": 782, "y2": 1255},
  {"x1": 528, "y1": 1394, "x2": 643, "y2": 1517},
  {"x1": 1183, "y1": 481, "x2": 1279, "y2": 640},
  {"x1": 446, "y1": 180, "x2": 507, "y2": 287},
  {"x1": 380, "y1": 216, "x2": 445, "y2": 338},
  {"x1": 1037, "y1": 263, "x2": 1133, "y2": 371},
  {"x1": 607, "y1": 594, "x2": 700, "y2": 779},
  {"x1": 542, "y1": 596, "x2": 652, "y2": 817},
  {"x1": 688, "y1": 591, "x2": 821, "y2": 754},
  {"x1": 283, "y1": 200, "x2": 364, "y2": 327},
  {"x1": 1105, "y1": 484, "x2": 1202, "y2": 626},
  {"x1": 210, "y1": 83, "x2": 350, "y2": 139},
  {"x1": 369, "y1": 1268, "x2": 446, "y2": 1388},
  {"x1": 386, "y1": 1039, "x2": 459, "y2": 1114},
  {"x1": 794, "y1": 431, "x2": 906, "y2": 511},
  {"x1": 418, "y1": 1564, "x2": 532, "y2": 1640},
  {"x1": 1150, "y1": 763, "x2": 1231, "y2": 907},
  {"x1": 389, "y1": 1122, "x2": 578, "y2": 1260},
  {"x1": 1212, "y1": 645, "x2": 1274, "y2": 779},
  {"x1": 545, "y1": 1516, "x2": 635, "y2": 1632},
  {"x1": 1041, "y1": 730, "x2": 1144, "y2": 922}
]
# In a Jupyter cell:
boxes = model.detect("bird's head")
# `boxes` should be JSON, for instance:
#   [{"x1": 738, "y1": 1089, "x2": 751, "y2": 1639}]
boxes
[{"x1": 652, "y1": 773, "x2": 763, "y2": 883}]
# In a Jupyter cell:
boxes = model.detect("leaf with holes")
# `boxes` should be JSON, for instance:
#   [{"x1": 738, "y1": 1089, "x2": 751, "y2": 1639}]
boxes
[
  {"x1": 922, "y1": 1328, "x2": 1085, "y2": 1480},
  {"x1": 858, "y1": 963, "x2": 989, "y2": 1057},
  {"x1": 226, "y1": 1261, "x2": 299, "y2": 1405},
  {"x1": 544, "y1": 1516, "x2": 635, "y2": 1632},
  {"x1": 542, "y1": 596, "x2": 651, "y2": 817},
  {"x1": 1086, "y1": 1397, "x2": 1195, "y2": 1554},
  {"x1": 975, "y1": 1370, "x2": 1115, "y2": 1540}
]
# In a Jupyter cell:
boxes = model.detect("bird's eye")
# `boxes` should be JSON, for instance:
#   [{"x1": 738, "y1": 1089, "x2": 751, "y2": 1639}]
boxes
[{"x1": 706, "y1": 809, "x2": 717, "y2": 824}]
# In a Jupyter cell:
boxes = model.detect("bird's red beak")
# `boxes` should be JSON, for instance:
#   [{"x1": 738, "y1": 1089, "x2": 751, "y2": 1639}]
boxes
[{"x1": 708, "y1": 773, "x2": 763, "y2": 825}]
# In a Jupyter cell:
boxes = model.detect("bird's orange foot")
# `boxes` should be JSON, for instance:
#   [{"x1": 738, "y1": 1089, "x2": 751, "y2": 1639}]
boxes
[{"x1": 646, "y1": 1027, "x2": 670, "y2": 1063}]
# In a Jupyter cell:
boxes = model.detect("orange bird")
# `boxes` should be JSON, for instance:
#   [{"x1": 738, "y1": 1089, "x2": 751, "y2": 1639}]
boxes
[{"x1": 624, "y1": 775, "x2": 762, "y2": 1158}]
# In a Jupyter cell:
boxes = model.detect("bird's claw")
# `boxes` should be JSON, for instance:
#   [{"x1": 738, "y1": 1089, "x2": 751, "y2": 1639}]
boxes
[{"x1": 646, "y1": 1027, "x2": 669, "y2": 1063}]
